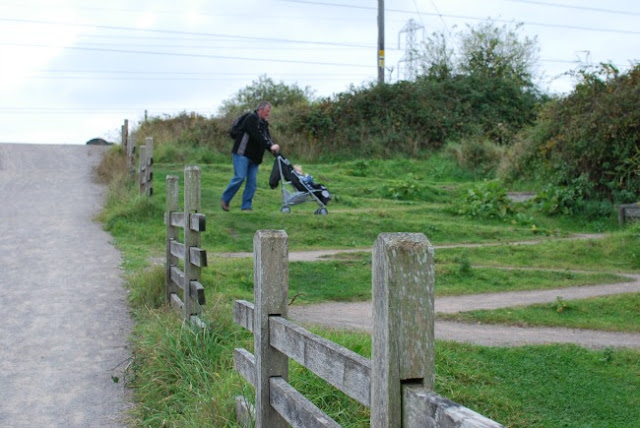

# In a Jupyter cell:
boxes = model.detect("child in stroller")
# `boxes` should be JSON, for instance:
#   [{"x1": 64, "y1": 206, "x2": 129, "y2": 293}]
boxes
[{"x1": 269, "y1": 153, "x2": 331, "y2": 214}]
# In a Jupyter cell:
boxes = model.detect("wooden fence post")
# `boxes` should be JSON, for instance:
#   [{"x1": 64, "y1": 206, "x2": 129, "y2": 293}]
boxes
[
  {"x1": 139, "y1": 144, "x2": 147, "y2": 194},
  {"x1": 121, "y1": 119, "x2": 128, "y2": 153},
  {"x1": 165, "y1": 175, "x2": 179, "y2": 303},
  {"x1": 145, "y1": 136, "x2": 154, "y2": 196},
  {"x1": 183, "y1": 166, "x2": 202, "y2": 319},
  {"x1": 254, "y1": 230, "x2": 289, "y2": 428},
  {"x1": 370, "y1": 233, "x2": 435, "y2": 428}
]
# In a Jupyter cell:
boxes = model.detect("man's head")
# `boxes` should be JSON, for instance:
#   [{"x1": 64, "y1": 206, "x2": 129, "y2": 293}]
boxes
[{"x1": 256, "y1": 101, "x2": 272, "y2": 120}]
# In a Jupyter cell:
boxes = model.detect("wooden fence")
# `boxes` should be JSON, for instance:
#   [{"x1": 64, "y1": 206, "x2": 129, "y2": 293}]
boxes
[
  {"x1": 233, "y1": 230, "x2": 503, "y2": 428},
  {"x1": 121, "y1": 119, "x2": 136, "y2": 176},
  {"x1": 618, "y1": 202, "x2": 640, "y2": 225},
  {"x1": 164, "y1": 167, "x2": 207, "y2": 328},
  {"x1": 138, "y1": 137, "x2": 154, "y2": 196}
]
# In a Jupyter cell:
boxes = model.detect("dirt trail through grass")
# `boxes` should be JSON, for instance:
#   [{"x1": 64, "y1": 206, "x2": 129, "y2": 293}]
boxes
[{"x1": 220, "y1": 237, "x2": 640, "y2": 349}]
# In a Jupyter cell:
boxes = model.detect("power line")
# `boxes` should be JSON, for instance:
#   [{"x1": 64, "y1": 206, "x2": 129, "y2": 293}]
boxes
[
  {"x1": 3, "y1": 42, "x2": 372, "y2": 69},
  {"x1": 507, "y1": 0, "x2": 640, "y2": 16},
  {"x1": 280, "y1": 0, "x2": 640, "y2": 35},
  {"x1": 32, "y1": 69, "x2": 368, "y2": 77},
  {"x1": 0, "y1": 18, "x2": 372, "y2": 48}
]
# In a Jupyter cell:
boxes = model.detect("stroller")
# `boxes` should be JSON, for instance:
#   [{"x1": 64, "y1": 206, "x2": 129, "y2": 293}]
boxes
[{"x1": 269, "y1": 153, "x2": 331, "y2": 214}]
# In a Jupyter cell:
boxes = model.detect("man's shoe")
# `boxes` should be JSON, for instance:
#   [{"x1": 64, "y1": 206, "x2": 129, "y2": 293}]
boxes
[
  {"x1": 221, "y1": 200, "x2": 229, "y2": 211},
  {"x1": 241, "y1": 208, "x2": 252, "y2": 212}
]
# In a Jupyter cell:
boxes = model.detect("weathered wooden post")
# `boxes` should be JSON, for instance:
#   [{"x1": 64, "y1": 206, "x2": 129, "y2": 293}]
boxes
[
  {"x1": 371, "y1": 233, "x2": 435, "y2": 428},
  {"x1": 145, "y1": 136, "x2": 154, "y2": 196},
  {"x1": 254, "y1": 230, "x2": 289, "y2": 428},
  {"x1": 121, "y1": 119, "x2": 128, "y2": 152},
  {"x1": 139, "y1": 144, "x2": 147, "y2": 194},
  {"x1": 183, "y1": 166, "x2": 202, "y2": 320},
  {"x1": 165, "y1": 175, "x2": 179, "y2": 303}
]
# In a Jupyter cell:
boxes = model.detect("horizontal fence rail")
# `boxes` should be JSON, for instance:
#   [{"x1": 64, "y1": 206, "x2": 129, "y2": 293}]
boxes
[{"x1": 233, "y1": 231, "x2": 503, "y2": 428}]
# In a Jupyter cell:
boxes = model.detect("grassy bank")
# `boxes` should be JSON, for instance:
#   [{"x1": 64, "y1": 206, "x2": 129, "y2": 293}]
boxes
[{"x1": 97, "y1": 148, "x2": 640, "y2": 427}]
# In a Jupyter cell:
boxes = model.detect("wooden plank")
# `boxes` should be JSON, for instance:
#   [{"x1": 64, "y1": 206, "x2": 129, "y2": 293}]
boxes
[
  {"x1": 168, "y1": 212, "x2": 205, "y2": 231},
  {"x1": 171, "y1": 269, "x2": 205, "y2": 304},
  {"x1": 269, "y1": 316, "x2": 371, "y2": 407},
  {"x1": 170, "y1": 293, "x2": 184, "y2": 310},
  {"x1": 190, "y1": 315, "x2": 206, "y2": 330},
  {"x1": 235, "y1": 396, "x2": 255, "y2": 428},
  {"x1": 190, "y1": 213, "x2": 206, "y2": 232},
  {"x1": 269, "y1": 377, "x2": 340, "y2": 428},
  {"x1": 234, "y1": 348, "x2": 256, "y2": 387},
  {"x1": 171, "y1": 241, "x2": 207, "y2": 268},
  {"x1": 170, "y1": 240, "x2": 185, "y2": 260},
  {"x1": 170, "y1": 212, "x2": 185, "y2": 228},
  {"x1": 170, "y1": 266, "x2": 185, "y2": 291},
  {"x1": 402, "y1": 385, "x2": 504, "y2": 427},
  {"x1": 189, "y1": 247, "x2": 208, "y2": 267},
  {"x1": 234, "y1": 300, "x2": 254, "y2": 332},
  {"x1": 190, "y1": 281, "x2": 205, "y2": 305}
]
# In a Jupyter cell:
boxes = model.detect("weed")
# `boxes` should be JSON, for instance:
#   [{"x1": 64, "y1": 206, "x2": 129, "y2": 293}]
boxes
[
  {"x1": 555, "y1": 296, "x2": 569, "y2": 313},
  {"x1": 458, "y1": 251, "x2": 473, "y2": 276}
]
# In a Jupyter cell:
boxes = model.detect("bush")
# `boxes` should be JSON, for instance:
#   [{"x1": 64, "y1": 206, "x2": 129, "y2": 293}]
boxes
[
  {"x1": 502, "y1": 63, "x2": 640, "y2": 204},
  {"x1": 445, "y1": 137, "x2": 505, "y2": 176},
  {"x1": 454, "y1": 180, "x2": 516, "y2": 219}
]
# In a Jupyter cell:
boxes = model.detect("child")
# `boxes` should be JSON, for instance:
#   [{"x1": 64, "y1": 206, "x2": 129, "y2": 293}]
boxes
[{"x1": 293, "y1": 164, "x2": 314, "y2": 186}]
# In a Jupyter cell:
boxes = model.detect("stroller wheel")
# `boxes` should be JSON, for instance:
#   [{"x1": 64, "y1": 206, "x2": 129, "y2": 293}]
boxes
[
  {"x1": 315, "y1": 208, "x2": 328, "y2": 215},
  {"x1": 281, "y1": 206, "x2": 291, "y2": 213}
]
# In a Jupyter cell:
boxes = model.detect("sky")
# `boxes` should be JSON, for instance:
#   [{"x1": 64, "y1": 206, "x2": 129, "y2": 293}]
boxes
[{"x1": 0, "y1": 0, "x2": 638, "y2": 145}]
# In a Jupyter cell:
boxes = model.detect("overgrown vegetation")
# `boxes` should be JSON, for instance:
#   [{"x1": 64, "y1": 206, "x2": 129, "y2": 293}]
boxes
[{"x1": 501, "y1": 63, "x2": 640, "y2": 205}]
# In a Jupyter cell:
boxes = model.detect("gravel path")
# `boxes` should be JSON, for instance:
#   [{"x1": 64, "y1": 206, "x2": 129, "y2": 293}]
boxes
[
  {"x1": 0, "y1": 144, "x2": 132, "y2": 427},
  {"x1": 218, "y1": 245, "x2": 640, "y2": 350}
]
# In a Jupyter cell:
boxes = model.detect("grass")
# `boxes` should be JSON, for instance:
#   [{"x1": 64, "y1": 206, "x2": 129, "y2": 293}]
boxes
[{"x1": 96, "y1": 146, "x2": 640, "y2": 427}]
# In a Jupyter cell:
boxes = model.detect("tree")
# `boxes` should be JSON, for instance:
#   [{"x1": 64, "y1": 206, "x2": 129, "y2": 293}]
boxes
[
  {"x1": 420, "y1": 31, "x2": 456, "y2": 81},
  {"x1": 219, "y1": 75, "x2": 314, "y2": 116},
  {"x1": 457, "y1": 20, "x2": 539, "y2": 88}
]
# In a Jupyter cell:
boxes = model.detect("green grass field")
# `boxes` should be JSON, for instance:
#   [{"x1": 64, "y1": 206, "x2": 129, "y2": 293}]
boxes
[{"x1": 98, "y1": 149, "x2": 640, "y2": 427}]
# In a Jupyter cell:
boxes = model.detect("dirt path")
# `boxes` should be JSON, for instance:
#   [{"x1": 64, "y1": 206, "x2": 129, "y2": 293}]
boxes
[
  {"x1": 218, "y1": 242, "x2": 640, "y2": 350},
  {"x1": 287, "y1": 275, "x2": 640, "y2": 349},
  {"x1": 0, "y1": 144, "x2": 132, "y2": 427}
]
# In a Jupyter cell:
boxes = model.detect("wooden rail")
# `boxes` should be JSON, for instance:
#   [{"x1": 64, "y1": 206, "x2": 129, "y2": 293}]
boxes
[{"x1": 233, "y1": 230, "x2": 503, "y2": 428}]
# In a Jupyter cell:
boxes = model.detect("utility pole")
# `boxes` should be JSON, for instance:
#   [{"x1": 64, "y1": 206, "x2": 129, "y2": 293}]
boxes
[{"x1": 377, "y1": 0, "x2": 384, "y2": 83}]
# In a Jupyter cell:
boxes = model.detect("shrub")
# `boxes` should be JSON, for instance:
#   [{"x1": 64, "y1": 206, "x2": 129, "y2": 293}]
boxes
[
  {"x1": 445, "y1": 137, "x2": 505, "y2": 177},
  {"x1": 502, "y1": 63, "x2": 640, "y2": 204},
  {"x1": 454, "y1": 180, "x2": 516, "y2": 219}
]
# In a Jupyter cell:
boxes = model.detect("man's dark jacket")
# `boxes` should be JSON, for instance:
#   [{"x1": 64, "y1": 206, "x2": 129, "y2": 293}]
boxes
[{"x1": 232, "y1": 110, "x2": 273, "y2": 165}]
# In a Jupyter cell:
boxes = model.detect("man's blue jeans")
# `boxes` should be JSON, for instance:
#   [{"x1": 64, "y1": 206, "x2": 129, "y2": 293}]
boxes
[{"x1": 221, "y1": 154, "x2": 259, "y2": 210}]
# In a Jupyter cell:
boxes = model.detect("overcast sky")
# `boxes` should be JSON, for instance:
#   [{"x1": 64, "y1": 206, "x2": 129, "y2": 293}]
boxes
[{"x1": 0, "y1": 0, "x2": 638, "y2": 145}]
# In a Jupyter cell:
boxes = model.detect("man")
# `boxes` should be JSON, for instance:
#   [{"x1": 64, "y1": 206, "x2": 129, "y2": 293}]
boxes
[{"x1": 221, "y1": 101, "x2": 280, "y2": 211}]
